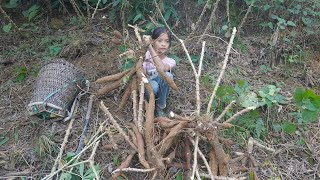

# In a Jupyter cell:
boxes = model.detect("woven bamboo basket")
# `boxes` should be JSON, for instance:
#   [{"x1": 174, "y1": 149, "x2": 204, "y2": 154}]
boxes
[{"x1": 28, "y1": 59, "x2": 86, "y2": 120}]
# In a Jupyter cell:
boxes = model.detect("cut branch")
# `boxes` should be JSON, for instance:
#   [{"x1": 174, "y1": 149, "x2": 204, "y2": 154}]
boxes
[{"x1": 207, "y1": 27, "x2": 237, "y2": 114}]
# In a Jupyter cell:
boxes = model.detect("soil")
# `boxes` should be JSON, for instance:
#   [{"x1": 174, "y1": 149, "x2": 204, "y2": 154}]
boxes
[{"x1": 0, "y1": 7, "x2": 320, "y2": 180}]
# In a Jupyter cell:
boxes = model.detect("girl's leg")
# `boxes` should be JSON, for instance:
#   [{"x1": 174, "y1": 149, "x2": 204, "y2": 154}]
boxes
[
  {"x1": 156, "y1": 72, "x2": 173, "y2": 109},
  {"x1": 144, "y1": 79, "x2": 159, "y2": 100}
]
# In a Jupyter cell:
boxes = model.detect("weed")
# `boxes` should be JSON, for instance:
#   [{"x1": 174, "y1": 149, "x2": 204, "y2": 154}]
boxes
[
  {"x1": 2, "y1": 23, "x2": 13, "y2": 33},
  {"x1": 15, "y1": 67, "x2": 28, "y2": 82}
]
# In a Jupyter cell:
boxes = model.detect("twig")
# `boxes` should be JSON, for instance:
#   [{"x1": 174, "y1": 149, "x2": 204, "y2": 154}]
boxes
[
  {"x1": 191, "y1": 135, "x2": 199, "y2": 180},
  {"x1": 99, "y1": 101, "x2": 138, "y2": 151},
  {"x1": 112, "y1": 167, "x2": 156, "y2": 173},
  {"x1": 250, "y1": 137, "x2": 276, "y2": 153},
  {"x1": 189, "y1": 136, "x2": 215, "y2": 180},
  {"x1": 196, "y1": 0, "x2": 222, "y2": 45},
  {"x1": 50, "y1": 119, "x2": 75, "y2": 176},
  {"x1": 237, "y1": 0, "x2": 255, "y2": 36},
  {"x1": 195, "y1": 168, "x2": 202, "y2": 180},
  {"x1": 43, "y1": 132, "x2": 106, "y2": 179},
  {"x1": 91, "y1": 0, "x2": 101, "y2": 19},
  {"x1": 69, "y1": 0, "x2": 85, "y2": 18},
  {"x1": 76, "y1": 95, "x2": 95, "y2": 154},
  {"x1": 85, "y1": 0, "x2": 90, "y2": 20},
  {"x1": 226, "y1": 0, "x2": 230, "y2": 28},
  {"x1": 224, "y1": 107, "x2": 253, "y2": 124},
  {"x1": 88, "y1": 140, "x2": 100, "y2": 179},
  {"x1": 214, "y1": 100, "x2": 236, "y2": 122},
  {"x1": 196, "y1": 41, "x2": 206, "y2": 115},
  {"x1": 207, "y1": 27, "x2": 237, "y2": 114},
  {"x1": 188, "y1": 0, "x2": 210, "y2": 36},
  {"x1": 128, "y1": 24, "x2": 144, "y2": 47},
  {"x1": 0, "y1": 5, "x2": 19, "y2": 30}
]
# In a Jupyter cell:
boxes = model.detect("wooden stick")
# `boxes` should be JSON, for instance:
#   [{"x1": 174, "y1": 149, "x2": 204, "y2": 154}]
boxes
[
  {"x1": 214, "y1": 100, "x2": 236, "y2": 123},
  {"x1": 50, "y1": 118, "x2": 75, "y2": 176},
  {"x1": 113, "y1": 167, "x2": 156, "y2": 174},
  {"x1": 207, "y1": 27, "x2": 237, "y2": 114},
  {"x1": 188, "y1": 0, "x2": 210, "y2": 37},
  {"x1": 237, "y1": 0, "x2": 255, "y2": 36},
  {"x1": 224, "y1": 107, "x2": 253, "y2": 124},
  {"x1": 99, "y1": 101, "x2": 138, "y2": 151},
  {"x1": 196, "y1": 0, "x2": 222, "y2": 45},
  {"x1": 91, "y1": 0, "x2": 101, "y2": 19},
  {"x1": 76, "y1": 95, "x2": 95, "y2": 154},
  {"x1": 196, "y1": 41, "x2": 206, "y2": 115},
  {"x1": 189, "y1": 136, "x2": 215, "y2": 180},
  {"x1": 191, "y1": 135, "x2": 199, "y2": 180},
  {"x1": 88, "y1": 140, "x2": 100, "y2": 179}
]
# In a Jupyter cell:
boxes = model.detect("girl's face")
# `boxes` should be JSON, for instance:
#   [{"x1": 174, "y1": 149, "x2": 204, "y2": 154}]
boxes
[{"x1": 153, "y1": 33, "x2": 170, "y2": 54}]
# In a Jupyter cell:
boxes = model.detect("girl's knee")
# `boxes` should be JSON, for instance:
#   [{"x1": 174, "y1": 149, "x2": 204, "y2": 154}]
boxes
[
  {"x1": 165, "y1": 72, "x2": 173, "y2": 79},
  {"x1": 150, "y1": 80, "x2": 159, "y2": 93}
]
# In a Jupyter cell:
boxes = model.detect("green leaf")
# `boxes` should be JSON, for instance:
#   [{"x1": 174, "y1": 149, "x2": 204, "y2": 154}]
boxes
[
  {"x1": 79, "y1": 163, "x2": 85, "y2": 177},
  {"x1": 0, "y1": 137, "x2": 9, "y2": 146},
  {"x1": 293, "y1": 88, "x2": 304, "y2": 106},
  {"x1": 255, "y1": 118, "x2": 265, "y2": 138},
  {"x1": 282, "y1": 122, "x2": 296, "y2": 134},
  {"x1": 133, "y1": 13, "x2": 143, "y2": 23},
  {"x1": 3, "y1": 23, "x2": 13, "y2": 33},
  {"x1": 197, "y1": 0, "x2": 205, "y2": 5},
  {"x1": 190, "y1": 55, "x2": 199, "y2": 63},
  {"x1": 66, "y1": 152, "x2": 76, "y2": 162},
  {"x1": 286, "y1": 21, "x2": 296, "y2": 27},
  {"x1": 239, "y1": 92, "x2": 259, "y2": 108},
  {"x1": 263, "y1": 5, "x2": 272, "y2": 11},
  {"x1": 273, "y1": 123, "x2": 283, "y2": 132},
  {"x1": 59, "y1": 173, "x2": 72, "y2": 180},
  {"x1": 164, "y1": 10, "x2": 172, "y2": 21},
  {"x1": 301, "y1": 110, "x2": 318, "y2": 123},
  {"x1": 22, "y1": 5, "x2": 40, "y2": 21},
  {"x1": 4, "y1": 0, "x2": 18, "y2": 8},
  {"x1": 84, "y1": 165, "x2": 101, "y2": 178},
  {"x1": 113, "y1": 155, "x2": 120, "y2": 166},
  {"x1": 122, "y1": 59, "x2": 134, "y2": 71},
  {"x1": 176, "y1": 170, "x2": 183, "y2": 180}
]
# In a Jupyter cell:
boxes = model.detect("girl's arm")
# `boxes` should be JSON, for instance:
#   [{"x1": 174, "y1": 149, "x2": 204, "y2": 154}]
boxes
[{"x1": 148, "y1": 44, "x2": 171, "y2": 72}]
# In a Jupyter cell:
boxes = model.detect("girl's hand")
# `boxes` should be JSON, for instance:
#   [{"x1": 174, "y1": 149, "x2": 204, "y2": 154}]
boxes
[{"x1": 142, "y1": 35, "x2": 152, "y2": 47}]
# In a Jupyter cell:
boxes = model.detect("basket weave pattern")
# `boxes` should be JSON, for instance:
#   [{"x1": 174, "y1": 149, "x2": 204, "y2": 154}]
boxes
[{"x1": 28, "y1": 59, "x2": 85, "y2": 119}]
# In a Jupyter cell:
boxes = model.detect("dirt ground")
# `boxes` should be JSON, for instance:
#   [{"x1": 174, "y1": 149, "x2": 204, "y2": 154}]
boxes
[{"x1": 1, "y1": 11, "x2": 320, "y2": 180}]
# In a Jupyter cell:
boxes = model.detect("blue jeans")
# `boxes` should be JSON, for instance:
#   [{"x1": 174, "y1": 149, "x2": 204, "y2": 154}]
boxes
[{"x1": 146, "y1": 72, "x2": 173, "y2": 109}]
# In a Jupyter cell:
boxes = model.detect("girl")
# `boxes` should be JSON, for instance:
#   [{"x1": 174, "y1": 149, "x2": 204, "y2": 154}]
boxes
[{"x1": 143, "y1": 27, "x2": 176, "y2": 117}]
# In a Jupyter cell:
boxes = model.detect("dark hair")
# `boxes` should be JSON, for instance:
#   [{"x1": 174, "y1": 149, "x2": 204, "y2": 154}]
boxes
[{"x1": 151, "y1": 27, "x2": 172, "y2": 46}]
